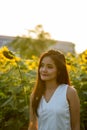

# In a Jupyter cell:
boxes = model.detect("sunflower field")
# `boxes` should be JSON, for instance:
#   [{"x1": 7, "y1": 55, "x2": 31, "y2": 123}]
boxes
[{"x1": 0, "y1": 46, "x2": 87, "y2": 130}]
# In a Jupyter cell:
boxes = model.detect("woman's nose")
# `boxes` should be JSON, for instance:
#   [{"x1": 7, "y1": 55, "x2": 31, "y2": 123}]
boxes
[{"x1": 42, "y1": 66, "x2": 47, "y2": 72}]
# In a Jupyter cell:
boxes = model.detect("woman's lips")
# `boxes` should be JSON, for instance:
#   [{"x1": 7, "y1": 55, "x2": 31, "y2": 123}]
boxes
[{"x1": 41, "y1": 74, "x2": 48, "y2": 76}]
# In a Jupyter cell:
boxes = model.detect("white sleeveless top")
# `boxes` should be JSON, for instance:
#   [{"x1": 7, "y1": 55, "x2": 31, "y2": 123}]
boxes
[{"x1": 37, "y1": 84, "x2": 71, "y2": 130}]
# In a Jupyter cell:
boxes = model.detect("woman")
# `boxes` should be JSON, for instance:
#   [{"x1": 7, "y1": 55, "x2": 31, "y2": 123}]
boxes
[{"x1": 28, "y1": 49, "x2": 80, "y2": 130}]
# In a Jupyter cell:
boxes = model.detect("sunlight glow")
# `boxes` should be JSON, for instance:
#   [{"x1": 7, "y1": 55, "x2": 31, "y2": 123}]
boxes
[{"x1": 0, "y1": 0, "x2": 87, "y2": 53}]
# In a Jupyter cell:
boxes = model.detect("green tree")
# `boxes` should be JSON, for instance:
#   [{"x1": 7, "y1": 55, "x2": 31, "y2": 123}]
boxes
[{"x1": 7, "y1": 24, "x2": 56, "y2": 59}]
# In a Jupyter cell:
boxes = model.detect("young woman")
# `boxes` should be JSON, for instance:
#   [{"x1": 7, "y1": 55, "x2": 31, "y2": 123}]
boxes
[{"x1": 28, "y1": 49, "x2": 80, "y2": 130}]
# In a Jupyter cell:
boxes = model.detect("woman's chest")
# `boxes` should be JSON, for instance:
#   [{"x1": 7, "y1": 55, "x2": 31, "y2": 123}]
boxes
[{"x1": 38, "y1": 93, "x2": 69, "y2": 117}]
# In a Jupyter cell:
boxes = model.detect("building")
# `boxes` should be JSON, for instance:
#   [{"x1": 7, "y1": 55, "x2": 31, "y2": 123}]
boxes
[
  {"x1": 50, "y1": 40, "x2": 76, "y2": 55},
  {"x1": 0, "y1": 35, "x2": 15, "y2": 47},
  {"x1": 0, "y1": 35, "x2": 76, "y2": 55}
]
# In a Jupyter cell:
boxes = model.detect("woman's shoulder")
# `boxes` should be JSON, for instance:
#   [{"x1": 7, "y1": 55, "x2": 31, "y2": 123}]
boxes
[
  {"x1": 67, "y1": 86, "x2": 77, "y2": 94},
  {"x1": 67, "y1": 85, "x2": 78, "y2": 101}
]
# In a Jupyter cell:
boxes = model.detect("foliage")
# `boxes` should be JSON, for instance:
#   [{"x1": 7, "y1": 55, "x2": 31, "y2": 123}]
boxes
[
  {"x1": 0, "y1": 46, "x2": 87, "y2": 130},
  {"x1": 7, "y1": 24, "x2": 56, "y2": 59},
  {"x1": 66, "y1": 50, "x2": 87, "y2": 130},
  {"x1": 0, "y1": 46, "x2": 38, "y2": 130}
]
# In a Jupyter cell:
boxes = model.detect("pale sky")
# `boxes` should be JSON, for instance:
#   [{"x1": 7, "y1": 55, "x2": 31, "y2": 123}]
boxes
[{"x1": 0, "y1": 0, "x2": 87, "y2": 53}]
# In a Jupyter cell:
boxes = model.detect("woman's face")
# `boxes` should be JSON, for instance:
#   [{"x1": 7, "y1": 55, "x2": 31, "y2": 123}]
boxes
[{"x1": 39, "y1": 56, "x2": 57, "y2": 82}]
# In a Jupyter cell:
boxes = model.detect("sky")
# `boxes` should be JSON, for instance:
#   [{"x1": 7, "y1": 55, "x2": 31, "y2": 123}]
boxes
[{"x1": 0, "y1": 0, "x2": 87, "y2": 53}]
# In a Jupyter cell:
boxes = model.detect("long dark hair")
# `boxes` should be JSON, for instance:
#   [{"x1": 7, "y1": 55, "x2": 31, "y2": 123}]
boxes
[{"x1": 32, "y1": 49, "x2": 70, "y2": 116}]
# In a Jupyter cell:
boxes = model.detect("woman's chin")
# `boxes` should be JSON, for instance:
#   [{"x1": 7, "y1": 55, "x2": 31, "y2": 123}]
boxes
[
  {"x1": 41, "y1": 77, "x2": 48, "y2": 81},
  {"x1": 41, "y1": 78, "x2": 46, "y2": 81}
]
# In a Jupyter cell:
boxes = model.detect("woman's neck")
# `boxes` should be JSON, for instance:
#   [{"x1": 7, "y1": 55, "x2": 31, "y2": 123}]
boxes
[{"x1": 45, "y1": 81, "x2": 58, "y2": 90}]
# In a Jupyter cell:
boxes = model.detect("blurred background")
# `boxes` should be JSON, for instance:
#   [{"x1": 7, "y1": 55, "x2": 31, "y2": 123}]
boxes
[
  {"x1": 0, "y1": 0, "x2": 87, "y2": 53},
  {"x1": 0, "y1": 0, "x2": 87, "y2": 130}
]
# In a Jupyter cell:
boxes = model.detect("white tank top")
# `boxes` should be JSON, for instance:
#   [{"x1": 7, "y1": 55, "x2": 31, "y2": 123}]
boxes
[{"x1": 37, "y1": 84, "x2": 71, "y2": 130}]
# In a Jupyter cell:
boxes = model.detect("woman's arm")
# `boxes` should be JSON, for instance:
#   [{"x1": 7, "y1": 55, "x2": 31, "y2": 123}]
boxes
[
  {"x1": 28, "y1": 94, "x2": 38, "y2": 130},
  {"x1": 67, "y1": 86, "x2": 80, "y2": 130}
]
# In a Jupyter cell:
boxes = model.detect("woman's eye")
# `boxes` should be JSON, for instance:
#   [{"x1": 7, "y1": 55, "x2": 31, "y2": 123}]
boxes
[
  {"x1": 40, "y1": 63, "x2": 53, "y2": 69},
  {"x1": 40, "y1": 64, "x2": 44, "y2": 67},
  {"x1": 47, "y1": 66, "x2": 53, "y2": 69}
]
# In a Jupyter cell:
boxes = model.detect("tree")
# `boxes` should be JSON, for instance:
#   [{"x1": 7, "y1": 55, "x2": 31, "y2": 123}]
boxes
[{"x1": 7, "y1": 24, "x2": 55, "y2": 59}]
